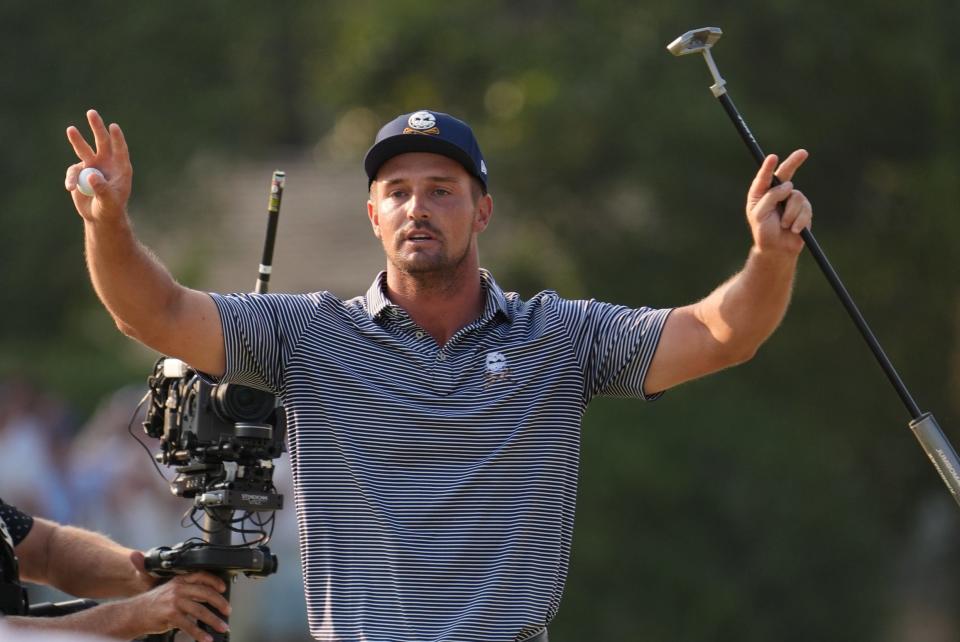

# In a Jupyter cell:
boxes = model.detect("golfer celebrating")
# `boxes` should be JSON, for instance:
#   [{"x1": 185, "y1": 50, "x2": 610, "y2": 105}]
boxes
[{"x1": 65, "y1": 108, "x2": 811, "y2": 642}]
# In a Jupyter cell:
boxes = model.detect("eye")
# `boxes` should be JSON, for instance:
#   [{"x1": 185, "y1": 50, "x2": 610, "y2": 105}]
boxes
[
  {"x1": 388, "y1": 189, "x2": 408, "y2": 199},
  {"x1": 433, "y1": 187, "x2": 451, "y2": 196}
]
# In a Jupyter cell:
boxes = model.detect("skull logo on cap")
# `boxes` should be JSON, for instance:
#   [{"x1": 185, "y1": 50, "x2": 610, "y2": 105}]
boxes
[{"x1": 407, "y1": 111, "x2": 437, "y2": 131}]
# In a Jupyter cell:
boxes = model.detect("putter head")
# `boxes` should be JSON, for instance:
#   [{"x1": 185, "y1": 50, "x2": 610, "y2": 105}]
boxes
[{"x1": 666, "y1": 27, "x2": 722, "y2": 56}]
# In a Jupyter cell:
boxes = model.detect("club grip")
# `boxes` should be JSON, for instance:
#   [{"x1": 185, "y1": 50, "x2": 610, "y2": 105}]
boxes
[{"x1": 254, "y1": 171, "x2": 285, "y2": 294}]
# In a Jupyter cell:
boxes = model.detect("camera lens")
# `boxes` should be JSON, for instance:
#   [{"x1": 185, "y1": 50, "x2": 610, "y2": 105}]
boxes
[{"x1": 211, "y1": 384, "x2": 275, "y2": 423}]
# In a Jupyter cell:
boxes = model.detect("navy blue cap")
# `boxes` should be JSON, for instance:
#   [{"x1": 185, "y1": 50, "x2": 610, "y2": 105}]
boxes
[{"x1": 364, "y1": 110, "x2": 488, "y2": 189}]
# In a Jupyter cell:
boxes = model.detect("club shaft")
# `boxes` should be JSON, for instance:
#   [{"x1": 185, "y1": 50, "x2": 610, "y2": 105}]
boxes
[{"x1": 715, "y1": 92, "x2": 922, "y2": 420}]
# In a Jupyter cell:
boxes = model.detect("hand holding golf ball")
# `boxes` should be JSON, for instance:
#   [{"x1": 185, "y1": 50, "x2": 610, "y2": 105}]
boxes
[
  {"x1": 65, "y1": 109, "x2": 133, "y2": 223},
  {"x1": 77, "y1": 167, "x2": 105, "y2": 197}
]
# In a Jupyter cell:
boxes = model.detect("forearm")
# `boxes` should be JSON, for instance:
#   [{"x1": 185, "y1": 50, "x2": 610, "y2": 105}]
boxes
[
  {"x1": 67, "y1": 111, "x2": 226, "y2": 375},
  {"x1": 40, "y1": 523, "x2": 147, "y2": 598},
  {"x1": 6, "y1": 600, "x2": 138, "y2": 640},
  {"x1": 84, "y1": 216, "x2": 185, "y2": 348},
  {"x1": 694, "y1": 246, "x2": 798, "y2": 362}
]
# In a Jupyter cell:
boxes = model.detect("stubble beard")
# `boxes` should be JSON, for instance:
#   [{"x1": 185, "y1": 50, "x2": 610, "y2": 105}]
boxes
[{"x1": 388, "y1": 234, "x2": 474, "y2": 289}]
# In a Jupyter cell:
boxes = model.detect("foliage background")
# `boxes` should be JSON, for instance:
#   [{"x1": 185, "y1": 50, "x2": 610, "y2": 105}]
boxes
[{"x1": 2, "y1": 1, "x2": 959, "y2": 640}]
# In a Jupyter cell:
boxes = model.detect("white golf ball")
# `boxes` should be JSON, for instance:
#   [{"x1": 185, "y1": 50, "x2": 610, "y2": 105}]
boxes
[{"x1": 78, "y1": 167, "x2": 104, "y2": 197}]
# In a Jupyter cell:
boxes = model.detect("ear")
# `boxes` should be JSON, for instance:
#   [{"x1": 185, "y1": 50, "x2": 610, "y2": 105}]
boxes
[
  {"x1": 473, "y1": 193, "x2": 494, "y2": 234},
  {"x1": 367, "y1": 195, "x2": 381, "y2": 239}
]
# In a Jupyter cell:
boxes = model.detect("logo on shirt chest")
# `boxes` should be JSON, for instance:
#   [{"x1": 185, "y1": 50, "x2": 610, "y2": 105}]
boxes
[{"x1": 484, "y1": 351, "x2": 511, "y2": 387}]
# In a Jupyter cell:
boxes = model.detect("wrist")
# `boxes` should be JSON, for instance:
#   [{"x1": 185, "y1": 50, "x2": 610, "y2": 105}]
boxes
[
  {"x1": 82, "y1": 205, "x2": 133, "y2": 235},
  {"x1": 130, "y1": 569, "x2": 159, "y2": 595},
  {"x1": 748, "y1": 243, "x2": 800, "y2": 269},
  {"x1": 95, "y1": 598, "x2": 141, "y2": 638},
  {"x1": 83, "y1": 213, "x2": 137, "y2": 252}
]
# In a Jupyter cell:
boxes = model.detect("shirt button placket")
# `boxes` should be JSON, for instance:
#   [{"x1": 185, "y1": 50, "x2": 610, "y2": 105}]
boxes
[{"x1": 437, "y1": 351, "x2": 453, "y2": 395}]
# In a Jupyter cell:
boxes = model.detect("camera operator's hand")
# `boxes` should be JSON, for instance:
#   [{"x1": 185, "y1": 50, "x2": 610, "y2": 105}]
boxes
[
  {"x1": 64, "y1": 109, "x2": 133, "y2": 224},
  {"x1": 7, "y1": 571, "x2": 230, "y2": 642},
  {"x1": 125, "y1": 572, "x2": 231, "y2": 642}
]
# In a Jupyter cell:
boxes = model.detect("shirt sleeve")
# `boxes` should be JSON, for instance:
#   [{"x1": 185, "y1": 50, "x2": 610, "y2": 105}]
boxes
[
  {"x1": 0, "y1": 499, "x2": 34, "y2": 547},
  {"x1": 551, "y1": 296, "x2": 672, "y2": 402},
  {"x1": 209, "y1": 291, "x2": 327, "y2": 394}
]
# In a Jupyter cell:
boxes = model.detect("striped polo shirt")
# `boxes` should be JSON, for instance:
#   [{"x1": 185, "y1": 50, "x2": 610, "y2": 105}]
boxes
[{"x1": 211, "y1": 269, "x2": 671, "y2": 642}]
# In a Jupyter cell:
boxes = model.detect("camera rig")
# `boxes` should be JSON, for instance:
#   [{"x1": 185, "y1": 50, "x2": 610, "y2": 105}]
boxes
[{"x1": 137, "y1": 170, "x2": 287, "y2": 642}]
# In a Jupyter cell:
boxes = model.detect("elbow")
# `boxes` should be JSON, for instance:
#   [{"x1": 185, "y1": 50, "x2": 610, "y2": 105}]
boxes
[
  {"x1": 113, "y1": 286, "x2": 186, "y2": 347},
  {"x1": 714, "y1": 340, "x2": 759, "y2": 370},
  {"x1": 729, "y1": 344, "x2": 759, "y2": 366},
  {"x1": 114, "y1": 318, "x2": 161, "y2": 354},
  {"x1": 705, "y1": 323, "x2": 766, "y2": 370},
  {"x1": 114, "y1": 318, "x2": 141, "y2": 341}
]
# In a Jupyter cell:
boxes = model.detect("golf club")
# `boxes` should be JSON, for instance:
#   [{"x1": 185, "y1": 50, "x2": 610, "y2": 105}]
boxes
[{"x1": 667, "y1": 27, "x2": 960, "y2": 508}]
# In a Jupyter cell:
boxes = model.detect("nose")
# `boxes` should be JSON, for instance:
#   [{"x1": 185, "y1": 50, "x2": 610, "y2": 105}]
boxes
[{"x1": 407, "y1": 190, "x2": 431, "y2": 220}]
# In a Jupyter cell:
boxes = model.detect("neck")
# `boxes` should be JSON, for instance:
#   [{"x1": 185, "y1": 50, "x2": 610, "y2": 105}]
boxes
[{"x1": 385, "y1": 260, "x2": 485, "y2": 347}]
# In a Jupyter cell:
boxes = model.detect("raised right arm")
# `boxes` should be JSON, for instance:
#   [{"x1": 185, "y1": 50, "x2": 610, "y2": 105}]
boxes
[{"x1": 65, "y1": 110, "x2": 225, "y2": 377}]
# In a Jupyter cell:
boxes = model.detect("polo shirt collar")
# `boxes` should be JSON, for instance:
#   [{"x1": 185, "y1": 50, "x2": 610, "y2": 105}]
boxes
[
  {"x1": 365, "y1": 272, "x2": 395, "y2": 318},
  {"x1": 479, "y1": 269, "x2": 512, "y2": 321},
  {"x1": 366, "y1": 269, "x2": 512, "y2": 322}
]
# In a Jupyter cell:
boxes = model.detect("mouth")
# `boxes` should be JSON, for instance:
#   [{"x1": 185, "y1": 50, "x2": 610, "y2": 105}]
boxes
[{"x1": 402, "y1": 228, "x2": 439, "y2": 243}]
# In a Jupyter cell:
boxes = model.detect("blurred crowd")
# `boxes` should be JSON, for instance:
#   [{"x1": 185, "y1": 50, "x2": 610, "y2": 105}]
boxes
[{"x1": 0, "y1": 377, "x2": 310, "y2": 642}]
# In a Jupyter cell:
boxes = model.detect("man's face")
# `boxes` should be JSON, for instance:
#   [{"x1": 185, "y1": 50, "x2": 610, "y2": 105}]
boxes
[{"x1": 367, "y1": 153, "x2": 493, "y2": 276}]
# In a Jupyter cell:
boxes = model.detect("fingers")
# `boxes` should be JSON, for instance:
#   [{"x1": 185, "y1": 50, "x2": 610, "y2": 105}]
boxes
[
  {"x1": 110, "y1": 122, "x2": 130, "y2": 169},
  {"x1": 184, "y1": 583, "x2": 231, "y2": 616},
  {"x1": 65, "y1": 162, "x2": 83, "y2": 191},
  {"x1": 177, "y1": 598, "x2": 229, "y2": 637},
  {"x1": 65, "y1": 162, "x2": 98, "y2": 221},
  {"x1": 748, "y1": 150, "x2": 810, "y2": 204},
  {"x1": 66, "y1": 110, "x2": 125, "y2": 166},
  {"x1": 744, "y1": 149, "x2": 813, "y2": 251},
  {"x1": 182, "y1": 571, "x2": 228, "y2": 594},
  {"x1": 148, "y1": 574, "x2": 230, "y2": 641},
  {"x1": 176, "y1": 573, "x2": 230, "y2": 615},
  {"x1": 779, "y1": 189, "x2": 812, "y2": 234},
  {"x1": 66, "y1": 126, "x2": 96, "y2": 163},
  {"x1": 752, "y1": 179, "x2": 794, "y2": 223},
  {"x1": 173, "y1": 612, "x2": 215, "y2": 642},
  {"x1": 774, "y1": 149, "x2": 809, "y2": 183},
  {"x1": 747, "y1": 154, "x2": 779, "y2": 205},
  {"x1": 86, "y1": 109, "x2": 112, "y2": 158},
  {"x1": 86, "y1": 169, "x2": 109, "y2": 196}
]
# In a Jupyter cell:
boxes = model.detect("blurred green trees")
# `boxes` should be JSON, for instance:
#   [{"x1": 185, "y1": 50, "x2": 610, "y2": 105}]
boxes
[{"x1": 2, "y1": 1, "x2": 959, "y2": 639}]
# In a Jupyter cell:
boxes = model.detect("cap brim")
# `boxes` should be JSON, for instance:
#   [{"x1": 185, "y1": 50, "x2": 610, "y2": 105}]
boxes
[{"x1": 364, "y1": 135, "x2": 484, "y2": 186}]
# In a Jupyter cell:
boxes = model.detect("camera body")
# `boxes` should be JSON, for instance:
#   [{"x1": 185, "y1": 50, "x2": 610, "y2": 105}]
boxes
[{"x1": 143, "y1": 358, "x2": 284, "y2": 511}]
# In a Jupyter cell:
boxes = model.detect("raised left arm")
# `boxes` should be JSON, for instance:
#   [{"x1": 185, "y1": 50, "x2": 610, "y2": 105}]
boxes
[
  {"x1": 15, "y1": 517, "x2": 155, "y2": 599},
  {"x1": 644, "y1": 151, "x2": 812, "y2": 395}
]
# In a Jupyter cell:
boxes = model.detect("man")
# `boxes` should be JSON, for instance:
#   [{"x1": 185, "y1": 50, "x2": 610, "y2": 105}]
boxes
[
  {"x1": 64, "y1": 108, "x2": 812, "y2": 642},
  {"x1": 1, "y1": 497, "x2": 230, "y2": 641}
]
